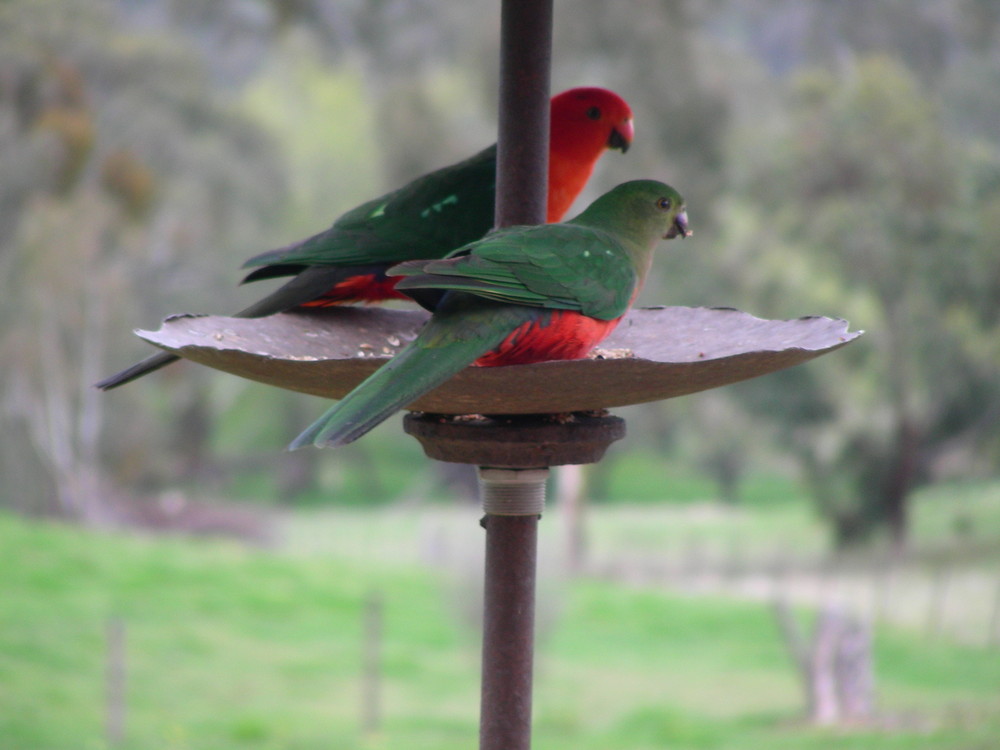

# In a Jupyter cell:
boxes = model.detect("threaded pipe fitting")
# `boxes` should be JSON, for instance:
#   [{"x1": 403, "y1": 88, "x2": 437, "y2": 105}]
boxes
[{"x1": 478, "y1": 468, "x2": 548, "y2": 515}]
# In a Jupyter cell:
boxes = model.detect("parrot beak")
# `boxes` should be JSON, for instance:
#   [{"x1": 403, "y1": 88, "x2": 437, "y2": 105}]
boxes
[
  {"x1": 607, "y1": 118, "x2": 634, "y2": 153},
  {"x1": 664, "y1": 210, "x2": 691, "y2": 239}
]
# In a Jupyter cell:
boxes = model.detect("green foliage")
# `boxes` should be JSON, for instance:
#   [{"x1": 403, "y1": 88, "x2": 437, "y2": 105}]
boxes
[
  {"x1": 241, "y1": 35, "x2": 381, "y2": 235},
  {"x1": 596, "y1": 447, "x2": 807, "y2": 507},
  {"x1": 0, "y1": 0, "x2": 287, "y2": 516},
  {"x1": 2, "y1": 0, "x2": 1000, "y2": 553},
  {"x1": 717, "y1": 52, "x2": 1000, "y2": 545},
  {"x1": 908, "y1": 480, "x2": 1000, "y2": 550}
]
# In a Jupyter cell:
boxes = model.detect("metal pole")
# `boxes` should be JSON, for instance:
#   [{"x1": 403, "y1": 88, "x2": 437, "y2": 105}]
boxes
[
  {"x1": 480, "y1": 2, "x2": 552, "y2": 747},
  {"x1": 403, "y1": 415, "x2": 624, "y2": 750},
  {"x1": 479, "y1": 468, "x2": 547, "y2": 750},
  {"x1": 495, "y1": 0, "x2": 553, "y2": 229}
]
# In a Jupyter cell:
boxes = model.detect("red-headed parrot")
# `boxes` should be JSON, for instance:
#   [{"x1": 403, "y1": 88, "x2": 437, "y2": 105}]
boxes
[
  {"x1": 289, "y1": 179, "x2": 690, "y2": 449},
  {"x1": 96, "y1": 88, "x2": 635, "y2": 390}
]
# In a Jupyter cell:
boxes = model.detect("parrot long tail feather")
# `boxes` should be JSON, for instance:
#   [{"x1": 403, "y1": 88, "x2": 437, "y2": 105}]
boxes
[
  {"x1": 288, "y1": 348, "x2": 469, "y2": 449},
  {"x1": 289, "y1": 315, "x2": 518, "y2": 449},
  {"x1": 94, "y1": 351, "x2": 180, "y2": 390},
  {"x1": 95, "y1": 268, "x2": 351, "y2": 390}
]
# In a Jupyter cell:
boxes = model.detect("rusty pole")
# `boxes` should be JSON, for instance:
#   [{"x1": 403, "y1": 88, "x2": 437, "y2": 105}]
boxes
[
  {"x1": 480, "y1": 4, "x2": 553, "y2": 747},
  {"x1": 494, "y1": 0, "x2": 552, "y2": 229},
  {"x1": 478, "y1": 468, "x2": 547, "y2": 750}
]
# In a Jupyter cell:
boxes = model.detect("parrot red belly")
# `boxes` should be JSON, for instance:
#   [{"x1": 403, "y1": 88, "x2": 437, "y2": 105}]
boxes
[
  {"x1": 474, "y1": 309, "x2": 622, "y2": 367},
  {"x1": 298, "y1": 273, "x2": 410, "y2": 307}
]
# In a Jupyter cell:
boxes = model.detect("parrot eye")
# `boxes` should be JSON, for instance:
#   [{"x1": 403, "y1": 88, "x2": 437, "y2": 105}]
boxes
[
  {"x1": 586, "y1": 106, "x2": 601, "y2": 120},
  {"x1": 657, "y1": 197, "x2": 672, "y2": 210}
]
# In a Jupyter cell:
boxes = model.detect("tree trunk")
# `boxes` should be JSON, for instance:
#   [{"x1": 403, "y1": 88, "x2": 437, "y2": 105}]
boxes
[
  {"x1": 555, "y1": 465, "x2": 587, "y2": 574},
  {"x1": 277, "y1": 395, "x2": 321, "y2": 500},
  {"x1": 773, "y1": 599, "x2": 876, "y2": 725},
  {"x1": 881, "y1": 417, "x2": 921, "y2": 548},
  {"x1": 835, "y1": 616, "x2": 875, "y2": 721}
]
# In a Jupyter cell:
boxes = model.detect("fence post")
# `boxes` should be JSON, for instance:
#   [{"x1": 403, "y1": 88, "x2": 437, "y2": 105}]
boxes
[
  {"x1": 106, "y1": 616, "x2": 126, "y2": 746},
  {"x1": 926, "y1": 564, "x2": 951, "y2": 637},
  {"x1": 362, "y1": 591, "x2": 383, "y2": 736},
  {"x1": 988, "y1": 574, "x2": 1000, "y2": 648}
]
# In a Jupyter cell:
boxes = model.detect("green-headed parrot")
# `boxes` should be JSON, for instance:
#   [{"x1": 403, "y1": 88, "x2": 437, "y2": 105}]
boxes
[
  {"x1": 96, "y1": 87, "x2": 635, "y2": 390},
  {"x1": 290, "y1": 179, "x2": 690, "y2": 449}
]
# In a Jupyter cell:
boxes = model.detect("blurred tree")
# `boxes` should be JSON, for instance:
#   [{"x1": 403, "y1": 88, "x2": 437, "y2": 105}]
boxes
[
  {"x1": 554, "y1": 0, "x2": 729, "y2": 229},
  {"x1": 4, "y1": 0, "x2": 998, "y2": 522},
  {"x1": 727, "y1": 56, "x2": 1000, "y2": 546},
  {"x1": 687, "y1": 392, "x2": 757, "y2": 505},
  {"x1": 711, "y1": 0, "x2": 956, "y2": 81},
  {"x1": 0, "y1": 0, "x2": 284, "y2": 521}
]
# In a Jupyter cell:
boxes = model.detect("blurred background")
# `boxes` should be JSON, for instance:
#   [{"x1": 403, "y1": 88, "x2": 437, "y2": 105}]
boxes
[{"x1": 2, "y1": 1, "x2": 999, "y2": 748}]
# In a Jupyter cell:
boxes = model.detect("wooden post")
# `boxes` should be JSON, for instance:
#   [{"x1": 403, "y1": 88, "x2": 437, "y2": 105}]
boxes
[
  {"x1": 926, "y1": 563, "x2": 951, "y2": 637},
  {"x1": 106, "y1": 616, "x2": 126, "y2": 746},
  {"x1": 362, "y1": 591, "x2": 383, "y2": 736},
  {"x1": 988, "y1": 575, "x2": 1000, "y2": 648}
]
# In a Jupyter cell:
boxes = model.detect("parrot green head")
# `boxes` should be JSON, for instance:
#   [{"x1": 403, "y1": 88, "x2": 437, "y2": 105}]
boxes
[
  {"x1": 568, "y1": 179, "x2": 690, "y2": 284},
  {"x1": 571, "y1": 179, "x2": 690, "y2": 266}
]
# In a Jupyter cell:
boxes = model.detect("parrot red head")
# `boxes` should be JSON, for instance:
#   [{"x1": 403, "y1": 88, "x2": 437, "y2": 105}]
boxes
[
  {"x1": 547, "y1": 87, "x2": 635, "y2": 221},
  {"x1": 550, "y1": 87, "x2": 635, "y2": 155}
]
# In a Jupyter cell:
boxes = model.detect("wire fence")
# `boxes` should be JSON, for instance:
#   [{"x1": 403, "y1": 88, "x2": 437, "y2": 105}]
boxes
[
  {"x1": 586, "y1": 543, "x2": 1000, "y2": 648},
  {"x1": 284, "y1": 504, "x2": 1000, "y2": 647}
]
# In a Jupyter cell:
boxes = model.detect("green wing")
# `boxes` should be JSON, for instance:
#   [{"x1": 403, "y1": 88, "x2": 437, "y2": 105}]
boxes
[
  {"x1": 242, "y1": 145, "x2": 498, "y2": 273},
  {"x1": 391, "y1": 223, "x2": 637, "y2": 321}
]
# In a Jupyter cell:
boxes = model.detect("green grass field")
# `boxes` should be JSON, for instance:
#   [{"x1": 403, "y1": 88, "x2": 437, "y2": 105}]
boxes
[{"x1": 2, "y1": 500, "x2": 999, "y2": 750}]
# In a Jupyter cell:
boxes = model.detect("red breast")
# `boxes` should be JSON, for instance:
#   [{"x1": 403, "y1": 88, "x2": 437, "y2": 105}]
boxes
[{"x1": 475, "y1": 310, "x2": 622, "y2": 367}]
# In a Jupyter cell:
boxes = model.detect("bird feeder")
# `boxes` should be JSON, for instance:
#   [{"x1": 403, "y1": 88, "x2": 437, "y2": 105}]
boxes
[
  {"x1": 139, "y1": 305, "x2": 858, "y2": 750},
  {"x1": 130, "y1": 1, "x2": 862, "y2": 747}
]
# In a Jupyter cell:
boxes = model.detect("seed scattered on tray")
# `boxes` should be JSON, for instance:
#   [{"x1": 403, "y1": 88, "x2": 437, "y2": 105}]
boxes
[{"x1": 589, "y1": 347, "x2": 634, "y2": 360}]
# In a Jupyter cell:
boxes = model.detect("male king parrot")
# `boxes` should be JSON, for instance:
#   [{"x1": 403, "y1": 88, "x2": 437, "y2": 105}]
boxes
[
  {"x1": 289, "y1": 179, "x2": 690, "y2": 449},
  {"x1": 96, "y1": 87, "x2": 635, "y2": 390}
]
